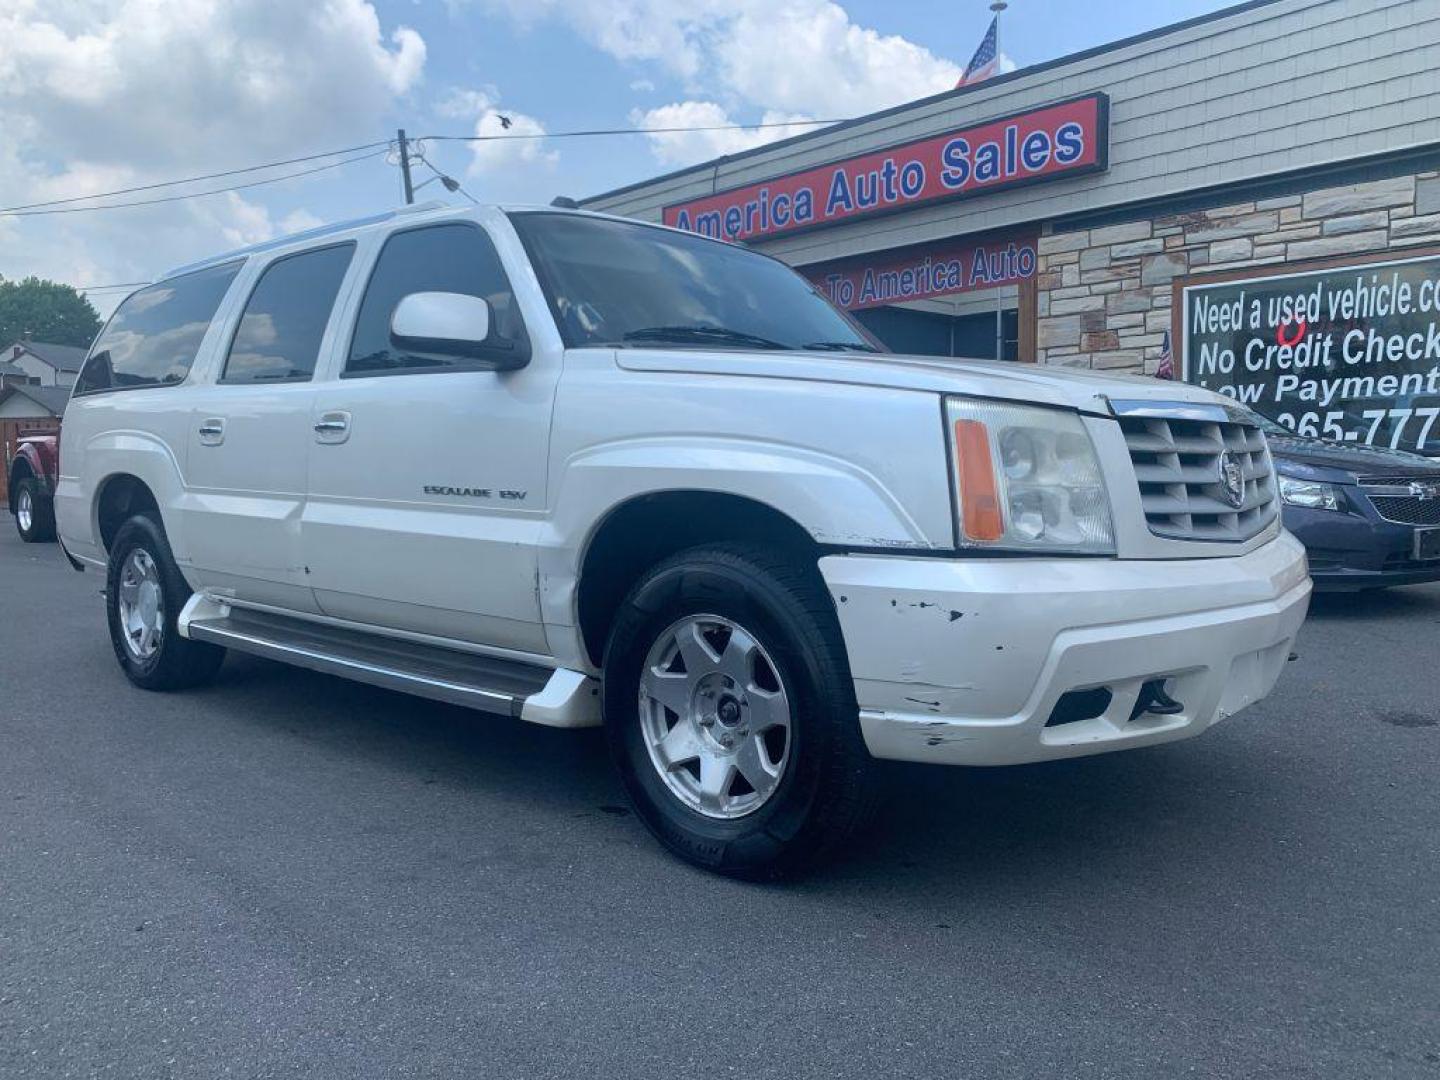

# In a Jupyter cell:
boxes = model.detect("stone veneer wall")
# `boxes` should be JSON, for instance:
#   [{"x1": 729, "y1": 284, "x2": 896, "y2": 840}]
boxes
[{"x1": 1034, "y1": 171, "x2": 1440, "y2": 374}]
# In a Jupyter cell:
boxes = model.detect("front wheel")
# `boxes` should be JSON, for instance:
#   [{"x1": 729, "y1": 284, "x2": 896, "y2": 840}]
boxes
[
  {"x1": 602, "y1": 543, "x2": 875, "y2": 878},
  {"x1": 14, "y1": 477, "x2": 55, "y2": 542},
  {"x1": 106, "y1": 513, "x2": 225, "y2": 690}
]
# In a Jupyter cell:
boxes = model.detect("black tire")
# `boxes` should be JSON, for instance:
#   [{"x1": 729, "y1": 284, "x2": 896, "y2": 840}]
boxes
[
  {"x1": 106, "y1": 513, "x2": 225, "y2": 691},
  {"x1": 602, "y1": 542, "x2": 875, "y2": 879},
  {"x1": 13, "y1": 476, "x2": 56, "y2": 543}
]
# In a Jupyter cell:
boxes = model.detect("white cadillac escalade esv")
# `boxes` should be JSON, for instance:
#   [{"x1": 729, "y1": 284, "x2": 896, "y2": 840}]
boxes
[{"x1": 56, "y1": 204, "x2": 1311, "y2": 876}]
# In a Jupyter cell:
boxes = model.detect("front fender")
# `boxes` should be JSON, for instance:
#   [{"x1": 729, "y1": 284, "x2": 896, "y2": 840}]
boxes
[
  {"x1": 536, "y1": 434, "x2": 952, "y2": 666},
  {"x1": 555, "y1": 435, "x2": 936, "y2": 550}
]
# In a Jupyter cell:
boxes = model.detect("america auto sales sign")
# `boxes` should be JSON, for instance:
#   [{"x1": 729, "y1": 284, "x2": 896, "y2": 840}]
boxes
[{"x1": 663, "y1": 94, "x2": 1109, "y2": 243}]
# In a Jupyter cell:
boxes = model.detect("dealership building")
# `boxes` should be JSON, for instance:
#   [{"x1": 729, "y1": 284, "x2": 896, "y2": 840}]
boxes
[{"x1": 582, "y1": 0, "x2": 1440, "y2": 454}]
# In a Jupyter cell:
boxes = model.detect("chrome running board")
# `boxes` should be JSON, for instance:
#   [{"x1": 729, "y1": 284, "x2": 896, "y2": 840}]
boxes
[{"x1": 180, "y1": 602, "x2": 599, "y2": 727}]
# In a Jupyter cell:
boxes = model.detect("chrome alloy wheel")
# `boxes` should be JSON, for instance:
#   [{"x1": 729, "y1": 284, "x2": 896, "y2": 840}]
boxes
[
  {"x1": 16, "y1": 487, "x2": 33, "y2": 534},
  {"x1": 638, "y1": 614, "x2": 793, "y2": 820},
  {"x1": 117, "y1": 548, "x2": 165, "y2": 660}
]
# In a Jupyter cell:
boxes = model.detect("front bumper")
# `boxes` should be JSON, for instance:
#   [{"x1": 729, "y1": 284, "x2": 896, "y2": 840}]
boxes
[
  {"x1": 820, "y1": 532, "x2": 1311, "y2": 767},
  {"x1": 1284, "y1": 505, "x2": 1440, "y2": 590}
]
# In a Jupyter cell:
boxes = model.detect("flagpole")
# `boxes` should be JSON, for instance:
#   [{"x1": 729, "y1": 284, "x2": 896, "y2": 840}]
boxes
[{"x1": 991, "y1": 1, "x2": 1009, "y2": 359}]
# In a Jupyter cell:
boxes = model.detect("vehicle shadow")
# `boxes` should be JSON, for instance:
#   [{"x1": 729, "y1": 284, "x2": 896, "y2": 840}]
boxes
[
  {"x1": 837, "y1": 745, "x2": 1267, "y2": 885},
  {"x1": 1305, "y1": 583, "x2": 1440, "y2": 620},
  {"x1": 198, "y1": 652, "x2": 1288, "y2": 907}
]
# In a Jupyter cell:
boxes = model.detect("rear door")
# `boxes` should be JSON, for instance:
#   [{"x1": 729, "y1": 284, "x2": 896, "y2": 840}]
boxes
[
  {"x1": 181, "y1": 243, "x2": 357, "y2": 613},
  {"x1": 302, "y1": 218, "x2": 558, "y2": 653},
  {"x1": 57, "y1": 261, "x2": 243, "y2": 565}
]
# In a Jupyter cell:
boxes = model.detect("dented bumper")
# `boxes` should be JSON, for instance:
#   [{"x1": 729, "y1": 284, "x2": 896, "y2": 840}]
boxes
[{"x1": 820, "y1": 532, "x2": 1311, "y2": 767}]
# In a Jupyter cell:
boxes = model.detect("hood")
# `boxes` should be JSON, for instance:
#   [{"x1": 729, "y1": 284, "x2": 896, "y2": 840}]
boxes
[
  {"x1": 1268, "y1": 434, "x2": 1440, "y2": 482},
  {"x1": 613, "y1": 347, "x2": 1227, "y2": 416}
]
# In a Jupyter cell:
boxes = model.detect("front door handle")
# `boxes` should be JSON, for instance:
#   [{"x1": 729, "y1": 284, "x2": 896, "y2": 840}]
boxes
[
  {"x1": 314, "y1": 410, "x2": 351, "y2": 444},
  {"x1": 198, "y1": 418, "x2": 225, "y2": 446}
]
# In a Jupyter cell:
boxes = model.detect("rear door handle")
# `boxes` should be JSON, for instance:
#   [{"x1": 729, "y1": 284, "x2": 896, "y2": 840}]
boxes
[
  {"x1": 198, "y1": 418, "x2": 225, "y2": 446},
  {"x1": 314, "y1": 410, "x2": 351, "y2": 444}
]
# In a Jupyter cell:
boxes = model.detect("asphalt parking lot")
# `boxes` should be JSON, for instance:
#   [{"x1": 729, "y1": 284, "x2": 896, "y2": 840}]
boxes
[{"x1": 2, "y1": 528, "x2": 1437, "y2": 1079}]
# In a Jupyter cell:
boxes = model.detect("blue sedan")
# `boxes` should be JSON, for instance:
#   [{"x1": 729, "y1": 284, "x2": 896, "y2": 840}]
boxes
[{"x1": 1251, "y1": 412, "x2": 1440, "y2": 590}]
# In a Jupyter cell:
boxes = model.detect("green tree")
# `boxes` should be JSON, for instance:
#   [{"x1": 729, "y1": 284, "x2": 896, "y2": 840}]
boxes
[{"x1": 0, "y1": 276, "x2": 103, "y2": 349}]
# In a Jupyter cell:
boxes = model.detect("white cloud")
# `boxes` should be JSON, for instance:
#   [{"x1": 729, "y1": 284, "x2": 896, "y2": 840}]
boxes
[
  {"x1": 0, "y1": 0, "x2": 425, "y2": 172},
  {"x1": 433, "y1": 89, "x2": 558, "y2": 194},
  {"x1": 480, "y1": 0, "x2": 960, "y2": 119},
  {"x1": 709, "y1": 2, "x2": 960, "y2": 118},
  {"x1": 480, "y1": 0, "x2": 732, "y2": 80},
  {"x1": 436, "y1": 87, "x2": 496, "y2": 120},
  {"x1": 473, "y1": 0, "x2": 960, "y2": 172},
  {"x1": 632, "y1": 102, "x2": 818, "y2": 167},
  {"x1": 196, "y1": 192, "x2": 279, "y2": 250},
  {"x1": 280, "y1": 208, "x2": 326, "y2": 234},
  {"x1": 0, "y1": 0, "x2": 426, "y2": 303}
]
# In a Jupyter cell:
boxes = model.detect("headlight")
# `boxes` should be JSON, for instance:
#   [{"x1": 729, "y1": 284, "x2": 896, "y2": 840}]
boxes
[
  {"x1": 945, "y1": 397, "x2": 1115, "y2": 554},
  {"x1": 1278, "y1": 475, "x2": 1342, "y2": 511}
]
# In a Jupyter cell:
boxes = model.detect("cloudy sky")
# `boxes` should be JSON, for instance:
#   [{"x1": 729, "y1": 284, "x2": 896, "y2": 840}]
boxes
[{"x1": 0, "y1": 0, "x2": 1234, "y2": 316}]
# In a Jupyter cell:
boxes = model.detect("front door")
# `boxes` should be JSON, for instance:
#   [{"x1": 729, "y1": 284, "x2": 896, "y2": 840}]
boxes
[
  {"x1": 303, "y1": 220, "x2": 556, "y2": 653},
  {"x1": 182, "y1": 243, "x2": 357, "y2": 614}
]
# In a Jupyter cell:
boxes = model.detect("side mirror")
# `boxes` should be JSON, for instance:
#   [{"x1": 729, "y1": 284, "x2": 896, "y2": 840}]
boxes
[{"x1": 389, "y1": 291, "x2": 528, "y2": 369}]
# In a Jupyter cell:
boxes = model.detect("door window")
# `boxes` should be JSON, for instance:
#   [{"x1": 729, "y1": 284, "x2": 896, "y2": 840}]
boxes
[
  {"x1": 221, "y1": 244, "x2": 355, "y2": 383},
  {"x1": 74, "y1": 260, "x2": 242, "y2": 396},
  {"x1": 345, "y1": 223, "x2": 526, "y2": 376}
]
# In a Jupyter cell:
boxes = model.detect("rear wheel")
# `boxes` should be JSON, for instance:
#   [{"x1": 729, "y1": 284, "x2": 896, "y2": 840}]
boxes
[
  {"x1": 602, "y1": 542, "x2": 875, "y2": 878},
  {"x1": 106, "y1": 513, "x2": 225, "y2": 690},
  {"x1": 14, "y1": 477, "x2": 55, "y2": 543}
]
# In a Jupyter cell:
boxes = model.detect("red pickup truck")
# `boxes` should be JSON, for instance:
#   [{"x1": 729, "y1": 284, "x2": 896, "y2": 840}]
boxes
[{"x1": 7, "y1": 431, "x2": 58, "y2": 543}]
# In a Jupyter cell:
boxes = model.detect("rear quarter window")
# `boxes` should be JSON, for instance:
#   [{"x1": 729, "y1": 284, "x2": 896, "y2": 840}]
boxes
[{"x1": 74, "y1": 260, "x2": 242, "y2": 396}]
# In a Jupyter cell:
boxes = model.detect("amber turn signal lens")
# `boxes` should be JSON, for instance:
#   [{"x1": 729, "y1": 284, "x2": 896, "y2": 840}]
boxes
[{"x1": 953, "y1": 419, "x2": 1004, "y2": 542}]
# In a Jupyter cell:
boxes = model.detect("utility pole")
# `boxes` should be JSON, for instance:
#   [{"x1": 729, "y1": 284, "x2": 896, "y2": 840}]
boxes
[{"x1": 397, "y1": 128, "x2": 415, "y2": 205}]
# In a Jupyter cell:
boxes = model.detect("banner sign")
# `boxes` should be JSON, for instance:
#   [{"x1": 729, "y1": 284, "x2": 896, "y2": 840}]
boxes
[
  {"x1": 662, "y1": 94, "x2": 1108, "y2": 243},
  {"x1": 1181, "y1": 252, "x2": 1440, "y2": 454},
  {"x1": 803, "y1": 233, "x2": 1037, "y2": 310}
]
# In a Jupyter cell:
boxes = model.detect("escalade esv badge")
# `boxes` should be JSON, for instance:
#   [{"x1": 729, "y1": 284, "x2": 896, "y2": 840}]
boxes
[{"x1": 423, "y1": 485, "x2": 528, "y2": 501}]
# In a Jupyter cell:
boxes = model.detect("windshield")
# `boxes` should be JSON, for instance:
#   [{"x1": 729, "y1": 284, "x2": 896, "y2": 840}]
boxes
[{"x1": 508, "y1": 211, "x2": 880, "y2": 353}]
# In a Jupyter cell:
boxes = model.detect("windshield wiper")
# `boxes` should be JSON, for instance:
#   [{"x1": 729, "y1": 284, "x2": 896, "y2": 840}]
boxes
[
  {"x1": 802, "y1": 340, "x2": 880, "y2": 353},
  {"x1": 621, "y1": 325, "x2": 791, "y2": 350}
]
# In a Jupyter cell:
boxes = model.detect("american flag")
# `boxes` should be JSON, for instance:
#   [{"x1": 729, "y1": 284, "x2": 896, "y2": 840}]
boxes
[
  {"x1": 1155, "y1": 330, "x2": 1174, "y2": 380},
  {"x1": 957, "y1": 16, "x2": 999, "y2": 88}
]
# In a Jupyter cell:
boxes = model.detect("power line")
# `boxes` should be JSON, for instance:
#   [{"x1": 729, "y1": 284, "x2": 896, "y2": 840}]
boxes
[
  {"x1": 3, "y1": 118, "x2": 850, "y2": 218},
  {"x1": 0, "y1": 149, "x2": 388, "y2": 218},
  {"x1": 418, "y1": 117, "x2": 852, "y2": 143},
  {"x1": 0, "y1": 140, "x2": 390, "y2": 215},
  {"x1": 76, "y1": 281, "x2": 153, "y2": 291}
]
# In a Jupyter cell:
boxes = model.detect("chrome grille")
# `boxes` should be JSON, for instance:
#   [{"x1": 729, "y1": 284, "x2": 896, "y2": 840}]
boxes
[
  {"x1": 1357, "y1": 476, "x2": 1440, "y2": 526},
  {"x1": 1115, "y1": 404, "x2": 1279, "y2": 542}
]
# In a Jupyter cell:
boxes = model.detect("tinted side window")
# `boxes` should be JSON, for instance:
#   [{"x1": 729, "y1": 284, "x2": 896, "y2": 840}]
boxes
[
  {"x1": 74, "y1": 261, "x2": 241, "y2": 396},
  {"x1": 222, "y1": 244, "x2": 354, "y2": 383},
  {"x1": 346, "y1": 223, "x2": 526, "y2": 375}
]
